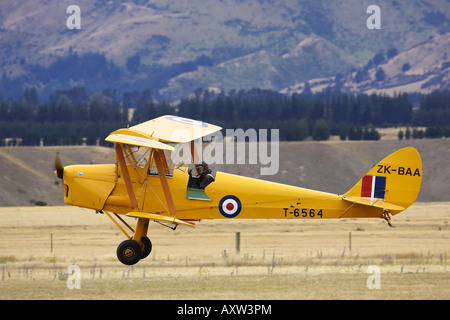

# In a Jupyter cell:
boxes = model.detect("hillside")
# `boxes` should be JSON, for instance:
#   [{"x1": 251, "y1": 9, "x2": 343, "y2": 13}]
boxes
[
  {"x1": 282, "y1": 33, "x2": 450, "y2": 96},
  {"x1": 0, "y1": 139, "x2": 447, "y2": 207},
  {"x1": 1, "y1": 0, "x2": 449, "y2": 101},
  {"x1": 0, "y1": 146, "x2": 113, "y2": 206}
]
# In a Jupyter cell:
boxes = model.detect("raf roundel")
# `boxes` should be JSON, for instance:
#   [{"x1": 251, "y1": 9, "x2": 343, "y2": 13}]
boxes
[{"x1": 219, "y1": 195, "x2": 242, "y2": 218}]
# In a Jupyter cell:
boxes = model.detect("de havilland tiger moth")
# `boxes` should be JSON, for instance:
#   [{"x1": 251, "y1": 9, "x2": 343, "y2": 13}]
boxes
[{"x1": 53, "y1": 115, "x2": 422, "y2": 265}]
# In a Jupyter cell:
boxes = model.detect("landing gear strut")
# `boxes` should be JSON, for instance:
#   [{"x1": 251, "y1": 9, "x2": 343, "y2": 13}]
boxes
[{"x1": 105, "y1": 214, "x2": 153, "y2": 265}]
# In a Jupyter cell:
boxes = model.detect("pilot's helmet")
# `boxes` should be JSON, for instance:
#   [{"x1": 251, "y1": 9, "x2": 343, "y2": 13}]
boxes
[{"x1": 195, "y1": 161, "x2": 209, "y2": 172}]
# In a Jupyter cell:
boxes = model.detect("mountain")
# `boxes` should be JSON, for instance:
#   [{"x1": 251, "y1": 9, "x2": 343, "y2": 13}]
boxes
[
  {"x1": 282, "y1": 32, "x2": 450, "y2": 96},
  {"x1": 161, "y1": 37, "x2": 356, "y2": 101},
  {"x1": 0, "y1": 0, "x2": 449, "y2": 102}
]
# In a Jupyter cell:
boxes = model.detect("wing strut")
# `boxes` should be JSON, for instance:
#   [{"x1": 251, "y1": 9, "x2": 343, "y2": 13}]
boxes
[
  {"x1": 190, "y1": 140, "x2": 201, "y2": 175},
  {"x1": 153, "y1": 149, "x2": 176, "y2": 216},
  {"x1": 115, "y1": 143, "x2": 139, "y2": 210}
]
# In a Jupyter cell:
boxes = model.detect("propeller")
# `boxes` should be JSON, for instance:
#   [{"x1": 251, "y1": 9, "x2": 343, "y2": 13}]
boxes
[{"x1": 54, "y1": 153, "x2": 64, "y2": 179}]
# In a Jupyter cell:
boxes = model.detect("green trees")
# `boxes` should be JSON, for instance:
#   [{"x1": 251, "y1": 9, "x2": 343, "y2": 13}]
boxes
[
  {"x1": 0, "y1": 87, "x2": 448, "y2": 145},
  {"x1": 412, "y1": 90, "x2": 450, "y2": 126},
  {"x1": 0, "y1": 87, "x2": 128, "y2": 146},
  {"x1": 312, "y1": 119, "x2": 330, "y2": 141}
]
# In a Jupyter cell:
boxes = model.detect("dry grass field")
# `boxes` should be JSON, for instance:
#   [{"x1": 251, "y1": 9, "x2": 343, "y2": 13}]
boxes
[{"x1": 0, "y1": 202, "x2": 448, "y2": 300}]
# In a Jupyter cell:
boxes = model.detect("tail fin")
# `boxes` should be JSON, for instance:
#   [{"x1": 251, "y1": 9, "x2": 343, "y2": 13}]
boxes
[{"x1": 342, "y1": 147, "x2": 422, "y2": 215}]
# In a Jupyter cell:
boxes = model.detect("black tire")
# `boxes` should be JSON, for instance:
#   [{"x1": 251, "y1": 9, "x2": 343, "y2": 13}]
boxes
[
  {"x1": 140, "y1": 236, "x2": 152, "y2": 259},
  {"x1": 117, "y1": 239, "x2": 142, "y2": 265}
]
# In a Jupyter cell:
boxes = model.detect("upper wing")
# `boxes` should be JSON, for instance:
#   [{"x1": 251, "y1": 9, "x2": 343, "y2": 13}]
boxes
[
  {"x1": 126, "y1": 115, "x2": 222, "y2": 143},
  {"x1": 105, "y1": 133, "x2": 174, "y2": 150}
]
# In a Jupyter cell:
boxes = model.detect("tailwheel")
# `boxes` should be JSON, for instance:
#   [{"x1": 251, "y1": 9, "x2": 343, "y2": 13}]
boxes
[
  {"x1": 382, "y1": 209, "x2": 396, "y2": 228},
  {"x1": 117, "y1": 239, "x2": 142, "y2": 265},
  {"x1": 140, "y1": 236, "x2": 152, "y2": 259}
]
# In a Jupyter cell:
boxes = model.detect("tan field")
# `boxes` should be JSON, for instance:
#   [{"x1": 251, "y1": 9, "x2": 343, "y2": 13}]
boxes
[{"x1": 0, "y1": 202, "x2": 449, "y2": 300}]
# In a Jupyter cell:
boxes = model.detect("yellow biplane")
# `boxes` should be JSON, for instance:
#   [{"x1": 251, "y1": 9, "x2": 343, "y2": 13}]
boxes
[{"x1": 54, "y1": 115, "x2": 422, "y2": 265}]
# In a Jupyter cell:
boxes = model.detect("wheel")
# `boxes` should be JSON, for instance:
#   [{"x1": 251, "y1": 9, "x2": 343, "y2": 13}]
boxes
[
  {"x1": 117, "y1": 239, "x2": 142, "y2": 265},
  {"x1": 140, "y1": 236, "x2": 152, "y2": 259}
]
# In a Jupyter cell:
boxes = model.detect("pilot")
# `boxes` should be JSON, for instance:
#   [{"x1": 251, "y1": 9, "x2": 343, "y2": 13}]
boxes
[{"x1": 189, "y1": 161, "x2": 215, "y2": 189}]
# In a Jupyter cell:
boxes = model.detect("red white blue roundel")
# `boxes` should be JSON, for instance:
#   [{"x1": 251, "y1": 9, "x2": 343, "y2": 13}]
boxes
[
  {"x1": 166, "y1": 116, "x2": 208, "y2": 127},
  {"x1": 219, "y1": 195, "x2": 242, "y2": 218}
]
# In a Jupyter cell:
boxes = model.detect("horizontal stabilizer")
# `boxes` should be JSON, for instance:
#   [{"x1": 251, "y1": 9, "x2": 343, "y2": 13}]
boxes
[
  {"x1": 126, "y1": 212, "x2": 196, "y2": 228},
  {"x1": 341, "y1": 196, "x2": 404, "y2": 211}
]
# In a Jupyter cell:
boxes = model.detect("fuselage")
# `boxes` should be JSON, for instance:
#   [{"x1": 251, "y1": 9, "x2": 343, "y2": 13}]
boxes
[{"x1": 61, "y1": 162, "x2": 383, "y2": 221}]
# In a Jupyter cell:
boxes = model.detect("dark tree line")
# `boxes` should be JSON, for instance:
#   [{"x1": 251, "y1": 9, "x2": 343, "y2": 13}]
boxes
[
  {"x1": 0, "y1": 87, "x2": 128, "y2": 146},
  {"x1": 0, "y1": 87, "x2": 449, "y2": 145},
  {"x1": 398, "y1": 126, "x2": 450, "y2": 140},
  {"x1": 175, "y1": 88, "x2": 414, "y2": 127},
  {"x1": 412, "y1": 90, "x2": 450, "y2": 126},
  {"x1": 174, "y1": 88, "x2": 411, "y2": 140}
]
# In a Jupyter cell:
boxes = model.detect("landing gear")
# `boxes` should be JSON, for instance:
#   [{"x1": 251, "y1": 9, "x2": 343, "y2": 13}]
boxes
[
  {"x1": 116, "y1": 236, "x2": 153, "y2": 265},
  {"x1": 382, "y1": 209, "x2": 395, "y2": 228},
  {"x1": 140, "y1": 236, "x2": 152, "y2": 259},
  {"x1": 103, "y1": 211, "x2": 154, "y2": 265},
  {"x1": 117, "y1": 239, "x2": 142, "y2": 265}
]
